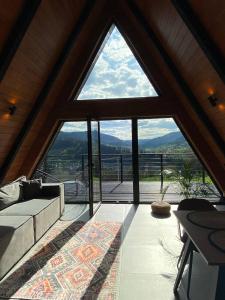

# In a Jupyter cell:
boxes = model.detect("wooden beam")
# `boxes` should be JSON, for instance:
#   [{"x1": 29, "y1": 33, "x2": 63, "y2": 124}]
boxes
[
  {"x1": 0, "y1": 0, "x2": 41, "y2": 82},
  {"x1": 127, "y1": 0, "x2": 225, "y2": 154},
  {"x1": 172, "y1": 0, "x2": 225, "y2": 84},
  {"x1": 54, "y1": 97, "x2": 174, "y2": 120},
  {"x1": 0, "y1": 0, "x2": 96, "y2": 181}
]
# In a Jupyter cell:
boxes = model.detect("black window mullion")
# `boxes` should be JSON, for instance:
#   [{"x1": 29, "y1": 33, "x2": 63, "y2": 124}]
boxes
[
  {"x1": 87, "y1": 120, "x2": 93, "y2": 216},
  {"x1": 132, "y1": 118, "x2": 139, "y2": 204}
]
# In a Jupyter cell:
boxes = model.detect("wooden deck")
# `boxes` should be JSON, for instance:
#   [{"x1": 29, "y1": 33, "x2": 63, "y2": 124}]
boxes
[
  {"x1": 64, "y1": 180, "x2": 219, "y2": 203},
  {"x1": 64, "y1": 181, "x2": 192, "y2": 203},
  {"x1": 101, "y1": 181, "x2": 182, "y2": 203}
]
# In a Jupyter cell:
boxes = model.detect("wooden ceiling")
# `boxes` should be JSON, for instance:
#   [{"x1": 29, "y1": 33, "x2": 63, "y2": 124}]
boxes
[{"x1": 0, "y1": 0, "x2": 224, "y2": 193}]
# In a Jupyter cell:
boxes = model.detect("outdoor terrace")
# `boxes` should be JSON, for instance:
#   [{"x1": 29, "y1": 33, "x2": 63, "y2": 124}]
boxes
[{"x1": 34, "y1": 152, "x2": 220, "y2": 203}]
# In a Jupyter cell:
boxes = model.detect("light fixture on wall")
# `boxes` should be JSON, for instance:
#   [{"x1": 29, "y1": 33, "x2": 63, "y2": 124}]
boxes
[
  {"x1": 8, "y1": 105, "x2": 17, "y2": 115},
  {"x1": 208, "y1": 94, "x2": 221, "y2": 107}
]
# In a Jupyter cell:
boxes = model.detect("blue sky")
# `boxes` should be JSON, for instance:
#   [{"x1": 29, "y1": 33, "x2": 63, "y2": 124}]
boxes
[
  {"x1": 61, "y1": 118, "x2": 180, "y2": 140},
  {"x1": 63, "y1": 27, "x2": 180, "y2": 139},
  {"x1": 77, "y1": 26, "x2": 158, "y2": 99}
]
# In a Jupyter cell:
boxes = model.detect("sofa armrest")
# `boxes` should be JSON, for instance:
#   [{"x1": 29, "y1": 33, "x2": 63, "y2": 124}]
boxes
[{"x1": 41, "y1": 183, "x2": 65, "y2": 215}]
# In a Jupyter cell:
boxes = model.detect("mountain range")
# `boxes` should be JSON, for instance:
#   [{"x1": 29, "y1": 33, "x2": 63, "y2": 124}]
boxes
[{"x1": 49, "y1": 130, "x2": 190, "y2": 156}]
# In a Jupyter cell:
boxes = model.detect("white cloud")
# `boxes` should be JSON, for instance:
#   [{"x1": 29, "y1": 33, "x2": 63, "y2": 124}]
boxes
[
  {"x1": 61, "y1": 118, "x2": 180, "y2": 140},
  {"x1": 138, "y1": 127, "x2": 176, "y2": 139},
  {"x1": 100, "y1": 120, "x2": 132, "y2": 140},
  {"x1": 77, "y1": 27, "x2": 158, "y2": 100},
  {"x1": 100, "y1": 118, "x2": 179, "y2": 140},
  {"x1": 61, "y1": 122, "x2": 87, "y2": 132}
]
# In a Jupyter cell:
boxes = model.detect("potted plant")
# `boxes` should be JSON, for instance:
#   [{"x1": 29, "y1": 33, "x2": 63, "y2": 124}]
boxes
[
  {"x1": 151, "y1": 185, "x2": 171, "y2": 215},
  {"x1": 151, "y1": 159, "x2": 219, "y2": 215},
  {"x1": 160, "y1": 159, "x2": 218, "y2": 202}
]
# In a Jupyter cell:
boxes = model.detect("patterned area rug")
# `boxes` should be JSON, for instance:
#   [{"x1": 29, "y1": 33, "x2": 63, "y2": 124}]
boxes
[{"x1": 0, "y1": 220, "x2": 121, "y2": 299}]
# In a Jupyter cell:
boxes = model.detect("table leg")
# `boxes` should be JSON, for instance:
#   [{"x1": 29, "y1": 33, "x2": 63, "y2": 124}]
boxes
[
  {"x1": 215, "y1": 266, "x2": 225, "y2": 300},
  {"x1": 174, "y1": 238, "x2": 192, "y2": 294}
]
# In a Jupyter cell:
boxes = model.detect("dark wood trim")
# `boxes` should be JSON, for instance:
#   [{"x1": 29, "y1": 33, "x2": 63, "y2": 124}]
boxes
[
  {"x1": 55, "y1": 97, "x2": 174, "y2": 120},
  {"x1": 30, "y1": 119, "x2": 63, "y2": 179},
  {"x1": 128, "y1": 0, "x2": 225, "y2": 154},
  {"x1": 172, "y1": 0, "x2": 225, "y2": 84},
  {"x1": 0, "y1": 0, "x2": 96, "y2": 181},
  {"x1": 72, "y1": 21, "x2": 114, "y2": 100},
  {"x1": 0, "y1": 0, "x2": 41, "y2": 82},
  {"x1": 53, "y1": 8, "x2": 113, "y2": 105}
]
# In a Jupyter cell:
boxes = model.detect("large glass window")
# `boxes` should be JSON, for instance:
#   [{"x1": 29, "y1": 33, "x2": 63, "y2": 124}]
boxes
[
  {"x1": 33, "y1": 118, "x2": 220, "y2": 204},
  {"x1": 100, "y1": 120, "x2": 133, "y2": 202},
  {"x1": 76, "y1": 26, "x2": 158, "y2": 100},
  {"x1": 33, "y1": 122, "x2": 89, "y2": 204},
  {"x1": 138, "y1": 118, "x2": 220, "y2": 202}
]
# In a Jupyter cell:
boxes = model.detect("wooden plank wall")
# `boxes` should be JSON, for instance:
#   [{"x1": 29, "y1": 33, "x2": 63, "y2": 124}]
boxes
[
  {"x1": 0, "y1": 0, "x2": 25, "y2": 52},
  {"x1": 0, "y1": 0, "x2": 86, "y2": 174},
  {"x1": 135, "y1": 0, "x2": 225, "y2": 141},
  {"x1": 190, "y1": 0, "x2": 225, "y2": 57},
  {"x1": 2, "y1": 0, "x2": 109, "y2": 181}
]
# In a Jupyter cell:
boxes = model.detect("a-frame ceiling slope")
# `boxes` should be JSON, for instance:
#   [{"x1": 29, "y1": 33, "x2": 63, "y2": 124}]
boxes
[
  {"x1": 0, "y1": 0, "x2": 224, "y2": 192},
  {"x1": 134, "y1": 0, "x2": 225, "y2": 141},
  {"x1": 0, "y1": 0, "x2": 90, "y2": 175}
]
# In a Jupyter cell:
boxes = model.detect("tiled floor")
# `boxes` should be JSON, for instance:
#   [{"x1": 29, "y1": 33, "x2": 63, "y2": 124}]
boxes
[{"x1": 1, "y1": 203, "x2": 223, "y2": 300}]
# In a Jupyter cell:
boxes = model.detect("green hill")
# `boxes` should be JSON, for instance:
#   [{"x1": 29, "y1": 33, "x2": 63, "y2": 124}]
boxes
[{"x1": 48, "y1": 130, "x2": 191, "y2": 158}]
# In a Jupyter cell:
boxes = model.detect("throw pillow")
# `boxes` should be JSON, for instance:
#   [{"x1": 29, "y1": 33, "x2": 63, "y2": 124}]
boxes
[
  {"x1": 22, "y1": 179, "x2": 42, "y2": 200},
  {"x1": 0, "y1": 182, "x2": 22, "y2": 210}
]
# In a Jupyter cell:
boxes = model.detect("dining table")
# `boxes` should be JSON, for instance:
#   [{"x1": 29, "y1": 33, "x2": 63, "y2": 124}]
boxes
[{"x1": 174, "y1": 210, "x2": 225, "y2": 300}]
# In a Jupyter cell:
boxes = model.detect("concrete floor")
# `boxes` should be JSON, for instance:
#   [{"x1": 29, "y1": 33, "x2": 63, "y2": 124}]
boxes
[
  {"x1": 65, "y1": 203, "x2": 220, "y2": 300},
  {"x1": 94, "y1": 204, "x2": 185, "y2": 299},
  {"x1": 1, "y1": 203, "x2": 222, "y2": 299}
]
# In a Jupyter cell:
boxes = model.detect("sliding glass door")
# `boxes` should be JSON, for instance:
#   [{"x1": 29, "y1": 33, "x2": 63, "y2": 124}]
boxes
[
  {"x1": 100, "y1": 120, "x2": 133, "y2": 203},
  {"x1": 33, "y1": 118, "x2": 220, "y2": 209},
  {"x1": 88, "y1": 120, "x2": 102, "y2": 216}
]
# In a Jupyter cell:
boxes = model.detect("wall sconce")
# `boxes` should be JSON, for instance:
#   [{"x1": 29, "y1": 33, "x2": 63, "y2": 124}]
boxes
[
  {"x1": 8, "y1": 105, "x2": 17, "y2": 115},
  {"x1": 208, "y1": 94, "x2": 220, "y2": 107}
]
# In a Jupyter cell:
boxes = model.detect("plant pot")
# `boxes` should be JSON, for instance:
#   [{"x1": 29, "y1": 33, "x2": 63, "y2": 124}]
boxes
[{"x1": 151, "y1": 201, "x2": 171, "y2": 215}]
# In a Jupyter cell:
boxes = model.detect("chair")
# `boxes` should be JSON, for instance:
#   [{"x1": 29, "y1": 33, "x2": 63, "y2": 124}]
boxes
[{"x1": 176, "y1": 198, "x2": 217, "y2": 298}]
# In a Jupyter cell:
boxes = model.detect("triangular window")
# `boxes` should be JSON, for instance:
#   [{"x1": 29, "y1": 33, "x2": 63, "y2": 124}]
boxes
[{"x1": 76, "y1": 25, "x2": 158, "y2": 100}]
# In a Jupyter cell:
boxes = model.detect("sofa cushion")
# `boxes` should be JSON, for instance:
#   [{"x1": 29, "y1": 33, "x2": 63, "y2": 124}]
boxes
[
  {"x1": 0, "y1": 215, "x2": 33, "y2": 235},
  {"x1": 0, "y1": 215, "x2": 34, "y2": 280},
  {"x1": 21, "y1": 179, "x2": 42, "y2": 200},
  {"x1": 0, "y1": 197, "x2": 60, "y2": 241},
  {"x1": 0, "y1": 197, "x2": 57, "y2": 216},
  {"x1": 0, "y1": 182, "x2": 22, "y2": 211}
]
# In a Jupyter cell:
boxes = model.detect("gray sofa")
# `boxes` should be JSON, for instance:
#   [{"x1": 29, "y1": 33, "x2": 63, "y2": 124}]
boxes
[{"x1": 0, "y1": 180, "x2": 64, "y2": 280}]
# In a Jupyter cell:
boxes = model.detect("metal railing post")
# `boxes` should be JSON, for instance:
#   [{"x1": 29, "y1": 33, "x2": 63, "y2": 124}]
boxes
[
  {"x1": 160, "y1": 154, "x2": 164, "y2": 192},
  {"x1": 120, "y1": 155, "x2": 123, "y2": 183},
  {"x1": 81, "y1": 154, "x2": 85, "y2": 181},
  {"x1": 42, "y1": 157, "x2": 48, "y2": 183}
]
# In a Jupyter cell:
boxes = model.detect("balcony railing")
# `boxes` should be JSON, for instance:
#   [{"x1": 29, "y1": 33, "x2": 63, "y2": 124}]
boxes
[{"x1": 36, "y1": 152, "x2": 208, "y2": 190}]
